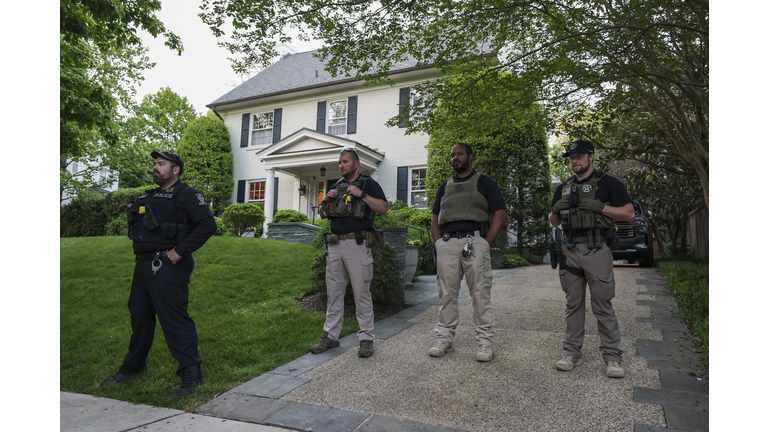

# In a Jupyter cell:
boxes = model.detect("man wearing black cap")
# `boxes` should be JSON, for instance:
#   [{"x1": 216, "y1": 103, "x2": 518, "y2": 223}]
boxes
[
  {"x1": 549, "y1": 140, "x2": 634, "y2": 378},
  {"x1": 100, "y1": 151, "x2": 216, "y2": 397}
]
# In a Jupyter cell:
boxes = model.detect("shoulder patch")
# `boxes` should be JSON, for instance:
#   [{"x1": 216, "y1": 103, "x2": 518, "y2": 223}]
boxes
[{"x1": 196, "y1": 193, "x2": 207, "y2": 205}]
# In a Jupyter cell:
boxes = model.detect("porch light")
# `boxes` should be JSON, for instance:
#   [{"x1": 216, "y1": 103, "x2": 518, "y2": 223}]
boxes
[
  {"x1": 298, "y1": 183, "x2": 307, "y2": 196},
  {"x1": 320, "y1": 165, "x2": 326, "y2": 177}
]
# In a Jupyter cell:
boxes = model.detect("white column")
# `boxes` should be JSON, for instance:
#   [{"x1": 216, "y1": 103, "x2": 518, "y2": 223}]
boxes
[{"x1": 263, "y1": 168, "x2": 275, "y2": 235}]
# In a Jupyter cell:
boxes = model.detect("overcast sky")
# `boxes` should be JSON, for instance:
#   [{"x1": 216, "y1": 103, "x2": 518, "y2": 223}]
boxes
[{"x1": 137, "y1": 0, "x2": 322, "y2": 115}]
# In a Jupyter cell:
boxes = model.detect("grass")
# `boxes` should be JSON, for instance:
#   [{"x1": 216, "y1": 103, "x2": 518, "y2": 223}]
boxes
[
  {"x1": 656, "y1": 257, "x2": 709, "y2": 363},
  {"x1": 60, "y1": 236, "x2": 360, "y2": 410}
]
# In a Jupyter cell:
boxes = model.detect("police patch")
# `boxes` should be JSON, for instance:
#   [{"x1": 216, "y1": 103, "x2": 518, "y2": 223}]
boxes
[
  {"x1": 455, "y1": 184, "x2": 464, "y2": 193},
  {"x1": 582, "y1": 184, "x2": 593, "y2": 193},
  {"x1": 196, "y1": 193, "x2": 207, "y2": 205}
]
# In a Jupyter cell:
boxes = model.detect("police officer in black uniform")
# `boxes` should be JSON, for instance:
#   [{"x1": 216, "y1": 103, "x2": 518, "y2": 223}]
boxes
[{"x1": 101, "y1": 151, "x2": 216, "y2": 397}]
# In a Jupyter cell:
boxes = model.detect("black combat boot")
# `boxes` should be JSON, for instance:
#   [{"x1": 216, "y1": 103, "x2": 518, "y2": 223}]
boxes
[
  {"x1": 171, "y1": 364, "x2": 203, "y2": 398},
  {"x1": 100, "y1": 365, "x2": 146, "y2": 387}
]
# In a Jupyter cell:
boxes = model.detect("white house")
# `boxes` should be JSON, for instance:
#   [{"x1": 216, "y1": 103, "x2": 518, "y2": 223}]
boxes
[{"x1": 207, "y1": 48, "x2": 443, "y2": 231}]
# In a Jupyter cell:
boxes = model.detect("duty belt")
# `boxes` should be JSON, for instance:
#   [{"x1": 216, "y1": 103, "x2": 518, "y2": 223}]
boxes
[
  {"x1": 337, "y1": 231, "x2": 370, "y2": 240},
  {"x1": 442, "y1": 231, "x2": 479, "y2": 241},
  {"x1": 135, "y1": 250, "x2": 169, "y2": 261}
]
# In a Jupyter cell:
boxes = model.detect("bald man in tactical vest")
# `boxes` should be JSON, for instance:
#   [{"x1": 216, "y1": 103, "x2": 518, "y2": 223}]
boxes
[
  {"x1": 313, "y1": 147, "x2": 388, "y2": 358},
  {"x1": 549, "y1": 140, "x2": 635, "y2": 378},
  {"x1": 429, "y1": 143, "x2": 506, "y2": 362}
]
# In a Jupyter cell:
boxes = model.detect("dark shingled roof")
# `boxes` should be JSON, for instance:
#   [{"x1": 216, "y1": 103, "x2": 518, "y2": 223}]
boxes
[{"x1": 208, "y1": 50, "x2": 427, "y2": 107}]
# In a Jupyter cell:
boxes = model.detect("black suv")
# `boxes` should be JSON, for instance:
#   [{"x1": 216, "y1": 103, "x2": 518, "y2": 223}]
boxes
[{"x1": 611, "y1": 200, "x2": 654, "y2": 267}]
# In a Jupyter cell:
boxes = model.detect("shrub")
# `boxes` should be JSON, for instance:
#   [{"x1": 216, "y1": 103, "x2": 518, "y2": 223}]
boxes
[
  {"x1": 105, "y1": 213, "x2": 128, "y2": 237},
  {"x1": 60, "y1": 196, "x2": 107, "y2": 237},
  {"x1": 221, "y1": 203, "x2": 265, "y2": 236},
  {"x1": 499, "y1": 252, "x2": 531, "y2": 269},
  {"x1": 213, "y1": 216, "x2": 228, "y2": 236},
  {"x1": 272, "y1": 209, "x2": 309, "y2": 223},
  {"x1": 310, "y1": 242, "x2": 402, "y2": 308}
]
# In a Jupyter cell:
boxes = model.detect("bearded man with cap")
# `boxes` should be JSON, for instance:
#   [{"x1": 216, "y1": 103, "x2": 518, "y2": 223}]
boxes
[
  {"x1": 100, "y1": 150, "x2": 216, "y2": 397},
  {"x1": 549, "y1": 140, "x2": 635, "y2": 378}
]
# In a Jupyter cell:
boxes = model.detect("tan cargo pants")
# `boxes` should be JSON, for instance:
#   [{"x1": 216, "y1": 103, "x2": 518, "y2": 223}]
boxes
[
  {"x1": 434, "y1": 232, "x2": 495, "y2": 345},
  {"x1": 323, "y1": 238, "x2": 375, "y2": 342},
  {"x1": 559, "y1": 242, "x2": 623, "y2": 362}
]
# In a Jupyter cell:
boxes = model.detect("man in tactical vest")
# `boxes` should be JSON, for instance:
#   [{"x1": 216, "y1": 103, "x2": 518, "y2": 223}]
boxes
[
  {"x1": 429, "y1": 143, "x2": 506, "y2": 362},
  {"x1": 313, "y1": 147, "x2": 388, "y2": 358},
  {"x1": 549, "y1": 140, "x2": 634, "y2": 378},
  {"x1": 100, "y1": 151, "x2": 216, "y2": 397}
]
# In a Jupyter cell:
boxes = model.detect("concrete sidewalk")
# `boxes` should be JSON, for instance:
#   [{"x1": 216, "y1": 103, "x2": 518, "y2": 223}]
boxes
[{"x1": 61, "y1": 265, "x2": 708, "y2": 431}]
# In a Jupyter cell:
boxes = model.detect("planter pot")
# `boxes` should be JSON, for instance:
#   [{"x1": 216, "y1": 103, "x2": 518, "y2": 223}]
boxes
[{"x1": 404, "y1": 245, "x2": 419, "y2": 285}]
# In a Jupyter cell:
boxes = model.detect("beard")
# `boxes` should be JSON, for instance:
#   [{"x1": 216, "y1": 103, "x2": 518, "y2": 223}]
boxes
[
  {"x1": 153, "y1": 171, "x2": 172, "y2": 186},
  {"x1": 452, "y1": 158, "x2": 471, "y2": 173},
  {"x1": 572, "y1": 159, "x2": 592, "y2": 176}
]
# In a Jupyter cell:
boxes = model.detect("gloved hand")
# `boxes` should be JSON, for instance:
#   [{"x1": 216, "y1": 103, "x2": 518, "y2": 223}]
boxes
[
  {"x1": 551, "y1": 197, "x2": 570, "y2": 214},
  {"x1": 578, "y1": 198, "x2": 605, "y2": 214}
]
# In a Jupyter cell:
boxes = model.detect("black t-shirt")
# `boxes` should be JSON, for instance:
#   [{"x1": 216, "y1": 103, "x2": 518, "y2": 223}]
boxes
[
  {"x1": 329, "y1": 175, "x2": 387, "y2": 234},
  {"x1": 432, "y1": 170, "x2": 506, "y2": 233},
  {"x1": 551, "y1": 171, "x2": 631, "y2": 210}
]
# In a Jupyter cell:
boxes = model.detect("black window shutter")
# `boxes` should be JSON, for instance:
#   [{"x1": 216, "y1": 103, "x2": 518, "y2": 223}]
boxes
[
  {"x1": 273, "y1": 177, "x2": 279, "y2": 211},
  {"x1": 397, "y1": 166, "x2": 409, "y2": 203},
  {"x1": 272, "y1": 108, "x2": 282, "y2": 143},
  {"x1": 240, "y1": 113, "x2": 250, "y2": 147},
  {"x1": 316, "y1": 101, "x2": 326, "y2": 133},
  {"x1": 237, "y1": 180, "x2": 246, "y2": 203},
  {"x1": 398, "y1": 88, "x2": 410, "y2": 128},
  {"x1": 347, "y1": 96, "x2": 357, "y2": 134}
]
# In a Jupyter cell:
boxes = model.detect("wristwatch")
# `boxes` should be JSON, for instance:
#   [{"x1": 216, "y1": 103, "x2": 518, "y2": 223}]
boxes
[{"x1": 359, "y1": 191, "x2": 368, "y2": 199}]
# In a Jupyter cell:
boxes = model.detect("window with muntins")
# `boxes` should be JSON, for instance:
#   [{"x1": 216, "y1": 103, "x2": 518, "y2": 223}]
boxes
[
  {"x1": 328, "y1": 99, "x2": 347, "y2": 136},
  {"x1": 410, "y1": 167, "x2": 427, "y2": 208},
  {"x1": 251, "y1": 112, "x2": 273, "y2": 145},
  {"x1": 248, "y1": 181, "x2": 266, "y2": 202}
]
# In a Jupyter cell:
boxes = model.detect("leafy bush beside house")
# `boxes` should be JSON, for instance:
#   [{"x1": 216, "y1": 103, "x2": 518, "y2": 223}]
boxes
[
  {"x1": 272, "y1": 209, "x2": 310, "y2": 224},
  {"x1": 221, "y1": 203, "x2": 265, "y2": 236}
]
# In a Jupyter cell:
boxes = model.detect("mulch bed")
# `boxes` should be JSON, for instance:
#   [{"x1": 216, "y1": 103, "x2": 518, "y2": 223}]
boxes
[{"x1": 296, "y1": 291, "x2": 410, "y2": 322}]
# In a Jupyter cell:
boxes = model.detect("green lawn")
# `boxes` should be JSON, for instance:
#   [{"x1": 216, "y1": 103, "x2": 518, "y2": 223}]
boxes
[
  {"x1": 657, "y1": 257, "x2": 709, "y2": 363},
  {"x1": 60, "y1": 236, "x2": 359, "y2": 410}
]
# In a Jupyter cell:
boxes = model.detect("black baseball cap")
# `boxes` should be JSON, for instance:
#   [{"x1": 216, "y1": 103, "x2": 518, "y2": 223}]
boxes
[
  {"x1": 562, "y1": 140, "x2": 594, "y2": 158},
  {"x1": 151, "y1": 150, "x2": 184, "y2": 174}
]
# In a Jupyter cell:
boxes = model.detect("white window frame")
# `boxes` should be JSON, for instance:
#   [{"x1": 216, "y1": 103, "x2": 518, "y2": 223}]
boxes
[
  {"x1": 251, "y1": 111, "x2": 273, "y2": 146},
  {"x1": 409, "y1": 166, "x2": 428, "y2": 209},
  {"x1": 327, "y1": 99, "x2": 347, "y2": 136},
  {"x1": 247, "y1": 180, "x2": 267, "y2": 202}
]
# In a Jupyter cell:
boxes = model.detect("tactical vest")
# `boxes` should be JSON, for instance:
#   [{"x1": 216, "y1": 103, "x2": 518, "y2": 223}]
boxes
[
  {"x1": 560, "y1": 171, "x2": 615, "y2": 248},
  {"x1": 322, "y1": 175, "x2": 372, "y2": 220},
  {"x1": 128, "y1": 183, "x2": 191, "y2": 249},
  {"x1": 437, "y1": 173, "x2": 490, "y2": 226}
]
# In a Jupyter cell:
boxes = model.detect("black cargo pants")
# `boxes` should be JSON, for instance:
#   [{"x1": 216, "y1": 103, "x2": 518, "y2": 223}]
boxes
[{"x1": 119, "y1": 254, "x2": 201, "y2": 375}]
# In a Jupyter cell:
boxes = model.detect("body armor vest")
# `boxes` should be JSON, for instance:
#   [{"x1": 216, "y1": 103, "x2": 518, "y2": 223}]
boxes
[
  {"x1": 560, "y1": 171, "x2": 615, "y2": 248},
  {"x1": 437, "y1": 173, "x2": 490, "y2": 226},
  {"x1": 322, "y1": 175, "x2": 372, "y2": 220},
  {"x1": 128, "y1": 183, "x2": 191, "y2": 250}
]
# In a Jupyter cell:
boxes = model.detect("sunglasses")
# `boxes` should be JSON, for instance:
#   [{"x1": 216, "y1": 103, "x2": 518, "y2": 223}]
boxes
[{"x1": 340, "y1": 147, "x2": 357, "y2": 154}]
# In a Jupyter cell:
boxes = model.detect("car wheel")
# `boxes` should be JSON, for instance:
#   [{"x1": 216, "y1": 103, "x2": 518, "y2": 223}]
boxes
[{"x1": 640, "y1": 245, "x2": 654, "y2": 267}]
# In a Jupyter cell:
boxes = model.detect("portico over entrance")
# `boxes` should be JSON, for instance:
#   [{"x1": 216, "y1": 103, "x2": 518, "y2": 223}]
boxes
[{"x1": 253, "y1": 127, "x2": 385, "y2": 232}]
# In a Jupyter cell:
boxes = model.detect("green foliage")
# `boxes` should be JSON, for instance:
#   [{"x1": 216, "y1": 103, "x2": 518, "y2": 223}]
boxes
[
  {"x1": 213, "y1": 216, "x2": 228, "y2": 236},
  {"x1": 221, "y1": 203, "x2": 265, "y2": 236},
  {"x1": 272, "y1": 209, "x2": 310, "y2": 224},
  {"x1": 499, "y1": 253, "x2": 531, "y2": 269},
  {"x1": 60, "y1": 0, "x2": 182, "y2": 157},
  {"x1": 657, "y1": 258, "x2": 709, "y2": 363},
  {"x1": 60, "y1": 196, "x2": 106, "y2": 237},
  {"x1": 201, "y1": 0, "x2": 709, "y2": 206},
  {"x1": 60, "y1": 236, "x2": 341, "y2": 409},
  {"x1": 130, "y1": 87, "x2": 199, "y2": 152},
  {"x1": 177, "y1": 113, "x2": 234, "y2": 211},
  {"x1": 309, "y1": 243, "x2": 403, "y2": 308},
  {"x1": 105, "y1": 213, "x2": 128, "y2": 237}
]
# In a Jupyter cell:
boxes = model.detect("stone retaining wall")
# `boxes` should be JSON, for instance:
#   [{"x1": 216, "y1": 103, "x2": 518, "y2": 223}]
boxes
[{"x1": 267, "y1": 222, "x2": 322, "y2": 244}]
